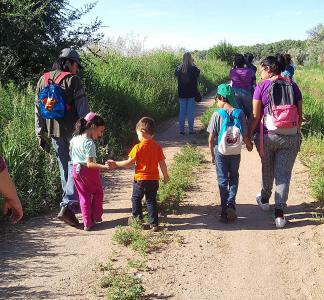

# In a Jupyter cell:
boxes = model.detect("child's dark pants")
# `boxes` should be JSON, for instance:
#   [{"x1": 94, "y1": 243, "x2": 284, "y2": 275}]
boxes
[{"x1": 131, "y1": 180, "x2": 159, "y2": 225}]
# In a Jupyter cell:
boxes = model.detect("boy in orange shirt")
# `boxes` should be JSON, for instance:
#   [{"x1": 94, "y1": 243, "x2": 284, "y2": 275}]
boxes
[{"x1": 107, "y1": 117, "x2": 169, "y2": 231}]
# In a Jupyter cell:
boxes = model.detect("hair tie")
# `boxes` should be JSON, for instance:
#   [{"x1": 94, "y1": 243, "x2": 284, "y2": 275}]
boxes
[{"x1": 84, "y1": 112, "x2": 96, "y2": 122}]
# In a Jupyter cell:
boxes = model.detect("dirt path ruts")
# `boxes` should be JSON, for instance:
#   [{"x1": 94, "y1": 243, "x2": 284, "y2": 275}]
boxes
[{"x1": 0, "y1": 95, "x2": 323, "y2": 300}]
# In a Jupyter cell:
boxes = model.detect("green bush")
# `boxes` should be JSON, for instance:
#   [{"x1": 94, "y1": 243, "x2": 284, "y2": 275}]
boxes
[
  {"x1": 207, "y1": 41, "x2": 237, "y2": 65},
  {"x1": 158, "y1": 145, "x2": 204, "y2": 213}
]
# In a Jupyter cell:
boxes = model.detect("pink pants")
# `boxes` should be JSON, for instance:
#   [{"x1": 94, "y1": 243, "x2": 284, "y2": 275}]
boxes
[{"x1": 72, "y1": 165, "x2": 103, "y2": 228}]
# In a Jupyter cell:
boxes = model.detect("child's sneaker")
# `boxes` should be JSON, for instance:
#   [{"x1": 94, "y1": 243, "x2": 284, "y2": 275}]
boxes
[
  {"x1": 256, "y1": 193, "x2": 270, "y2": 211},
  {"x1": 275, "y1": 217, "x2": 287, "y2": 228},
  {"x1": 226, "y1": 207, "x2": 237, "y2": 222}
]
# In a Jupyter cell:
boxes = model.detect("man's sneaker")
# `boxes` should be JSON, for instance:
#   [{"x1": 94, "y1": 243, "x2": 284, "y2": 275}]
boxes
[
  {"x1": 275, "y1": 217, "x2": 287, "y2": 228},
  {"x1": 256, "y1": 194, "x2": 270, "y2": 211},
  {"x1": 150, "y1": 224, "x2": 159, "y2": 232},
  {"x1": 58, "y1": 206, "x2": 79, "y2": 226},
  {"x1": 219, "y1": 212, "x2": 228, "y2": 223},
  {"x1": 226, "y1": 207, "x2": 237, "y2": 222}
]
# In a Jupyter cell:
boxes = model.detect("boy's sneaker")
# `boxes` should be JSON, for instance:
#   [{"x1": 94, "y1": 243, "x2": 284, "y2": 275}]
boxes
[
  {"x1": 256, "y1": 194, "x2": 270, "y2": 211},
  {"x1": 150, "y1": 224, "x2": 159, "y2": 232},
  {"x1": 226, "y1": 207, "x2": 237, "y2": 222},
  {"x1": 275, "y1": 217, "x2": 287, "y2": 228}
]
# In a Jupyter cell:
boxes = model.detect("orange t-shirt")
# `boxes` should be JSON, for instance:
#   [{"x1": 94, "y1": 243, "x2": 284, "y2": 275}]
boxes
[{"x1": 128, "y1": 139, "x2": 165, "y2": 181}]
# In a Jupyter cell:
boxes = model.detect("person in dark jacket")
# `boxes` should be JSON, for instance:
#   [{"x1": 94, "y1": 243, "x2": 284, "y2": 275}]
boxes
[
  {"x1": 35, "y1": 48, "x2": 90, "y2": 226},
  {"x1": 175, "y1": 52, "x2": 200, "y2": 135}
]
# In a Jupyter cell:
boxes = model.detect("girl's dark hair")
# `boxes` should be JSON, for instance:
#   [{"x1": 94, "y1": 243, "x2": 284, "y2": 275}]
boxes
[
  {"x1": 73, "y1": 114, "x2": 105, "y2": 136},
  {"x1": 52, "y1": 57, "x2": 76, "y2": 71},
  {"x1": 234, "y1": 54, "x2": 245, "y2": 68},
  {"x1": 260, "y1": 55, "x2": 285, "y2": 75}
]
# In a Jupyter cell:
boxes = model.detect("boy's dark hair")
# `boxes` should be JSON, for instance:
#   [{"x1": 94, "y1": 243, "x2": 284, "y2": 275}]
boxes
[
  {"x1": 73, "y1": 114, "x2": 105, "y2": 136},
  {"x1": 136, "y1": 117, "x2": 155, "y2": 135},
  {"x1": 215, "y1": 94, "x2": 229, "y2": 103},
  {"x1": 234, "y1": 54, "x2": 245, "y2": 68},
  {"x1": 260, "y1": 55, "x2": 285, "y2": 75}
]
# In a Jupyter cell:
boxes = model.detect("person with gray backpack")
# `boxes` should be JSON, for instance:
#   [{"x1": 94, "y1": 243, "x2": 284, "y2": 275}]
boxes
[
  {"x1": 35, "y1": 48, "x2": 90, "y2": 226},
  {"x1": 247, "y1": 55, "x2": 303, "y2": 228}
]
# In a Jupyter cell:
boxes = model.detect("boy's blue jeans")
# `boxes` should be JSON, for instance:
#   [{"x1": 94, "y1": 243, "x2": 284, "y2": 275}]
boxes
[
  {"x1": 215, "y1": 148, "x2": 241, "y2": 212},
  {"x1": 52, "y1": 137, "x2": 79, "y2": 212},
  {"x1": 131, "y1": 180, "x2": 159, "y2": 225},
  {"x1": 179, "y1": 97, "x2": 195, "y2": 133}
]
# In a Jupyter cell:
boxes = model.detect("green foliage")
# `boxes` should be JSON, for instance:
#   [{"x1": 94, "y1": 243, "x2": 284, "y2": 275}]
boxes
[
  {"x1": 101, "y1": 272, "x2": 145, "y2": 300},
  {"x1": 295, "y1": 66, "x2": 324, "y2": 201},
  {"x1": 112, "y1": 225, "x2": 148, "y2": 255},
  {"x1": 158, "y1": 145, "x2": 204, "y2": 213},
  {"x1": 207, "y1": 41, "x2": 237, "y2": 65},
  {"x1": 0, "y1": 83, "x2": 60, "y2": 217},
  {"x1": 0, "y1": 0, "x2": 102, "y2": 84},
  {"x1": 237, "y1": 40, "x2": 307, "y2": 62},
  {"x1": 306, "y1": 24, "x2": 324, "y2": 65},
  {"x1": 200, "y1": 103, "x2": 217, "y2": 129}
]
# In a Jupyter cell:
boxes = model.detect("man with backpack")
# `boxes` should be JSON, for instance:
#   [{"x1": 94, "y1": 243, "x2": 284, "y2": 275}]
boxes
[
  {"x1": 35, "y1": 48, "x2": 90, "y2": 226},
  {"x1": 207, "y1": 83, "x2": 253, "y2": 223}
]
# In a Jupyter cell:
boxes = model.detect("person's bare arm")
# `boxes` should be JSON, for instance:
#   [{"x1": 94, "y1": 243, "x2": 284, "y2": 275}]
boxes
[
  {"x1": 0, "y1": 168, "x2": 23, "y2": 224},
  {"x1": 208, "y1": 132, "x2": 215, "y2": 163},
  {"x1": 247, "y1": 99, "x2": 262, "y2": 139},
  {"x1": 159, "y1": 160, "x2": 169, "y2": 183},
  {"x1": 86, "y1": 157, "x2": 109, "y2": 171}
]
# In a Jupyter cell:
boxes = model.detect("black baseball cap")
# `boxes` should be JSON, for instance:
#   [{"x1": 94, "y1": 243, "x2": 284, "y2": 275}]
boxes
[{"x1": 59, "y1": 48, "x2": 83, "y2": 69}]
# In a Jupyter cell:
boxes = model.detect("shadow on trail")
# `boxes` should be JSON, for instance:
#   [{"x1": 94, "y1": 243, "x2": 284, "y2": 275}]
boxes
[{"x1": 163, "y1": 202, "x2": 322, "y2": 232}]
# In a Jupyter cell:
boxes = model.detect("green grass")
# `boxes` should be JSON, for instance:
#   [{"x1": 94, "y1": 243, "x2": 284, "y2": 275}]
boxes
[
  {"x1": 295, "y1": 66, "x2": 324, "y2": 202},
  {"x1": 157, "y1": 144, "x2": 204, "y2": 213}
]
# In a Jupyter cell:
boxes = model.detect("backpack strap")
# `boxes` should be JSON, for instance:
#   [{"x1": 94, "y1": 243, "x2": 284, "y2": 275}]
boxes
[
  {"x1": 43, "y1": 72, "x2": 51, "y2": 85},
  {"x1": 217, "y1": 109, "x2": 230, "y2": 145},
  {"x1": 231, "y1": 109, "x2": 243, "y2": 132},
  {"x1": 54, "y1": 72, "x2": 72, "y2": 84}
]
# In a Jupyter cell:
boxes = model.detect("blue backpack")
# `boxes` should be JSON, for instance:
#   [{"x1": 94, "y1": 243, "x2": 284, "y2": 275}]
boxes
[
  {"x1": 217, "y1": 108, "x2": 243, "y2": 155},
  {"x1": 38, "y1": 72, "x2": 72, "y2": 119}
]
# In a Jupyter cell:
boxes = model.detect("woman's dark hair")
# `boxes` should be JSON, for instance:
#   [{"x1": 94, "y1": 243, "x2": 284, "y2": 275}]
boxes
[
  {"x1": 234, "y1": 54, "x2": 245, "y2": 68},
  {"x1": 52, "y1": 57, "x2": 77, "y2": 71},
  {"x1": 73, "y1": 114, "x2": 105, "y2": 136},
  {"x1": 283, "y1": 54, "x2": 292, "y2": 67},
  {"x1": 260, "y1": 55, "x2": 285, "y2": 75},
  {"x1": 244, "y1": 53, "x2": 254, "y2": 64}
]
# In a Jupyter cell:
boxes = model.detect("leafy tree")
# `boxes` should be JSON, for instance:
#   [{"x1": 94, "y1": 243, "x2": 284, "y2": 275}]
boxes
[
  {"x1": 0, "y1": 0, "x2": 103, "y2": 84},
  {"x1": 206, "y1": 41, "x2": 237, "y2": 65},
  {"x1": 306, "y1": 23, "x2": 324, "y2": 65}
]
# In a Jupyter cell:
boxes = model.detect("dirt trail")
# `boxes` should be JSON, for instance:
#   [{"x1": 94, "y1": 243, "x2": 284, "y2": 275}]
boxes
[{"x1": 1, "y1": 95, "x2": 323, "y2": 300}]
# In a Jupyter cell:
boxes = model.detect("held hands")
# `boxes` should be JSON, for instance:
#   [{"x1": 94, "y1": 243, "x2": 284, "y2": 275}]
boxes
[{"x1": 105, "y1": 159, "x2": 117, "y2": 170}]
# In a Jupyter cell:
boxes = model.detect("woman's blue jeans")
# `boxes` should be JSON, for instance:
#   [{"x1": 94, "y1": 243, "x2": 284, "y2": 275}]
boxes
[
  {"x1": 233, "y1": 87, "x2": 252, "y2": 119},
  {"x1": 179, "y1": 97, "x2": 195, "y2": 133},
  {"x1": 215, "y1": 148, "x2": 241, "y2": 212}
]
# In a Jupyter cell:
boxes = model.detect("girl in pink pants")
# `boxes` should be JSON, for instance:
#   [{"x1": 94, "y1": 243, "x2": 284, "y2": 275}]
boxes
[{"x1": 70, "y1": 112, "x2": 109, "y2": 231}]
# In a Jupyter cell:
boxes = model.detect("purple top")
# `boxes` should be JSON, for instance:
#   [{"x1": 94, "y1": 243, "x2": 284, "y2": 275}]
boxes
[
  {"x1": 253, "y1": 79, "x2": 302, "y2": 132},
  {"x1": 229, "y1": 68, "x2": 255, "y2": 89},
  {"x1": 0, "y1": 155, "x2": 6, "y2": 172}
]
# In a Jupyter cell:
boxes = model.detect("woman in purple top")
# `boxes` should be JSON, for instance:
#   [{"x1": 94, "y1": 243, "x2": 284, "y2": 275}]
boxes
[
  {"x1": 247, "y1": 55, "x2": 303, "y2": 228},
  {"x1": 229, "y1": 54, "x2": 255, "y2": 119}
]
